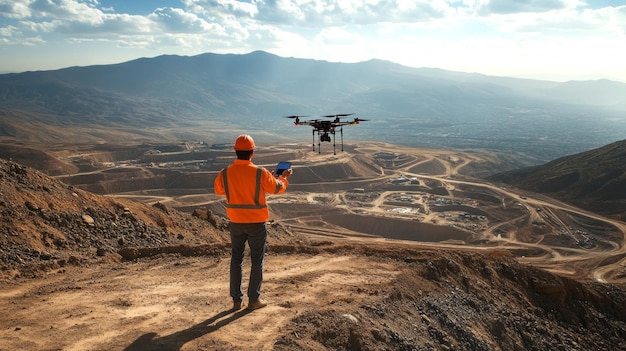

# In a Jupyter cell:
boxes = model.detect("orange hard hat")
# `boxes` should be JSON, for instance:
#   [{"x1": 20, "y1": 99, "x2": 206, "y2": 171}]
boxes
[{"x1": 234, "y1": 134, "x2": 255, "y2": 151}]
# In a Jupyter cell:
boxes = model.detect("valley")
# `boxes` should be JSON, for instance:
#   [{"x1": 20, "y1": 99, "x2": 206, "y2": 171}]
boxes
[{"x1": 47, "y1": 141, "x2": 626, "y2": 284}]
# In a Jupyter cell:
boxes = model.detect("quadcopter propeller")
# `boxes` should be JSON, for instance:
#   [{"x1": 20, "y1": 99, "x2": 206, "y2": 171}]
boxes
[
  {"x1": 322, "y1": 113, "x2": 354, "y2": 118},
  {"x1": 284, "y1": 115, "x2": 310, "y2": 125},
  {"x1": 349, "y1": 117, "x2": 370, "y2": 125}
]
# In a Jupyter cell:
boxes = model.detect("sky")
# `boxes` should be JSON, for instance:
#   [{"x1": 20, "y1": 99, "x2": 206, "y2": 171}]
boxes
[{"x1": 1, "y1": 0, "x2": 625, "y2": 82}]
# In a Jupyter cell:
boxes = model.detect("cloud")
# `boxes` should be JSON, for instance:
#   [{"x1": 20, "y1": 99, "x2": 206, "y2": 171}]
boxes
[
  {"x1": 478, "y1": 0, "x2": 570, "y2": 15},
  {"x1": 1, "y1": 0, "x2": 141, "y2": 39},
  {"x1": 0, "y1": 24, "x2": 31, "y2": 44},
  {"x1": 250, "y1": 0, "x2": 450, "y2": 26},
  {"x1": 182, "y1": 0, "x2": 258, "y2": 19},
  {"x1": 149, "y1": 7, "x2": 217, "y2": 33},
  {"x1": 487, "y1": 3, "x2": 626, "y2": 38},
  {"x1": 180, "y1": 0, "x2": 450, "y2": 27},
  {"x1": 0, "y1": 0, "x2": 227, "y2": 46},
  {"x1": 28, "y1": 0, "x2": 105, "y2": 20},
  {"x1": 0, "y1": 0, "x2": 33, "y2": 19},
  {"x1": 53, "y1": 14, "x2": 153, "y2": 36}
]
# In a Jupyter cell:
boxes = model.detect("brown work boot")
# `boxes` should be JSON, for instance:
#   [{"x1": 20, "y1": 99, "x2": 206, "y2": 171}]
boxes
[
  {"x1": 232, "y1": 299, "x2": 243, "y2": 310},
  {"x1": 247, "y1": 299, "x2": 267, "y2": 310}
]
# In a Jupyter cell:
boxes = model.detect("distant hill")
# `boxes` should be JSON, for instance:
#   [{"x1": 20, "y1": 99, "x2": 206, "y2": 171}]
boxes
[
  {"x1": 1, "y1": 51, "x2": 626, "y2": 161},
  {"x1": 0, "y1": 144, "x2": 78, "y2": 175},
  {"x1": 489, "y1": 139, "x2": 626, "y2": 219}
]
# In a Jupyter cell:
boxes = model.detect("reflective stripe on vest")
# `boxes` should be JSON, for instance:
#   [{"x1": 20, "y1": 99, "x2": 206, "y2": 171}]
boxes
[
  {"x1": 222, "y1": 167, "x2": 267, "y2": 209},
  {"x1": 274, "y1": 181, "x2": 283, "y2": 194}
]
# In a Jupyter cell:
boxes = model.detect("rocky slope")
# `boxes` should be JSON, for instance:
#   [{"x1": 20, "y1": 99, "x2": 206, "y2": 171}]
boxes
[
  {"x1": 490, "y1": 139, "x2": 626, "y2": 220},
  {"x1": 0, "y1": 157, "x2": 230, "y2": 279}
]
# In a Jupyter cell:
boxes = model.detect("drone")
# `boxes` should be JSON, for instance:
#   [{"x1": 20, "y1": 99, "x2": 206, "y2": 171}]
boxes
[{"x1": 284, "y1": 113, "x2": 369, "y2": 155}]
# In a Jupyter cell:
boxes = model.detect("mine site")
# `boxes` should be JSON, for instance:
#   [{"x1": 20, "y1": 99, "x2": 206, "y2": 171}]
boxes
[
  {"x1": 1, "y1": 140, "x2": 626, "y2": 351},
  {"x1": 49, "y1": 140, "x2": 626, "y2": 283}
]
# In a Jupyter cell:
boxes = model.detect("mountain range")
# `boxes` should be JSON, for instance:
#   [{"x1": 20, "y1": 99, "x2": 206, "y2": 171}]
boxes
[{"x1": 1, "y1": 51, "x2": 626, "y2": 162}]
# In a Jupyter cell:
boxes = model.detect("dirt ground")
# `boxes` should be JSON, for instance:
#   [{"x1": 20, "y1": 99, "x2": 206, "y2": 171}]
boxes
[
  {"x1": 3, "y1": 240, "x2": 626, "y2": 351},
  {"x1": 0, "y1": 249, "x2": 400, "y2": 350}
]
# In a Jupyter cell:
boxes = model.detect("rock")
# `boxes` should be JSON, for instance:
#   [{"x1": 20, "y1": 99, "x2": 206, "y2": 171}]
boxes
[
  {"x1": 342, "y1": 313, "x2": 359, "y2": 323},
  {"x1": 192, "y1": 208, "x2": 209, "y2": 220},
  {"x1": 25, "y1": 201, "x2": 39, "y2": 211},
  {"x1": 82, "y1": 214, "x2": 95, "y2": 225},
  {"x1": 153, "y1": 202, "x2": 169, "y2": 214},
  {"x1": 118, "y1": 248, "x2": 140, "y2": 260}
]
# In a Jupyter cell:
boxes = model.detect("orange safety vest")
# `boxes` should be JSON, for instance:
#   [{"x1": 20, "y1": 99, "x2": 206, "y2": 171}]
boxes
[{"x1": 214, "y1": 159, "x2": 288, "y2": 223}]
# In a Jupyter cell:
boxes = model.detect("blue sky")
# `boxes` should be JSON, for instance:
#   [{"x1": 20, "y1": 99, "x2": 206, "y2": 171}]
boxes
[{"x1": 1, "y1": 0, "x2": 625, "y2": 82}]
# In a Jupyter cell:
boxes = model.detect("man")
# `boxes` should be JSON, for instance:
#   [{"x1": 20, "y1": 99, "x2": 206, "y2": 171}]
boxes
[{"x1": 214, "y1": 134, "x2": 293, "y2": 311}]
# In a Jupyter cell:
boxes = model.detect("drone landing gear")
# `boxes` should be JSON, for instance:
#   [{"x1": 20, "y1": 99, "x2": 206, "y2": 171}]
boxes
[
  {"x1": 340, "y1": 126, "x2": 344, "y2": 152},
  {"x1": 317, "y1": 132, "x2": 332, "y2": 155},
  {"x1": 312, "y1": 130, "x2": 332, "y2": 153}
]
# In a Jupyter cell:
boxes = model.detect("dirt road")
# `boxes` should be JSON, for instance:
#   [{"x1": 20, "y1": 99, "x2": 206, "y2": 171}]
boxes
[{"x1": 0, "y1": 252, "x2": 399, "y2": 351}]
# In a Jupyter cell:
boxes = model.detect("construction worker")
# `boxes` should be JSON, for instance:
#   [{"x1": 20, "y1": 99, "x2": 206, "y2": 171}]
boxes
[{"x1": 214, "y1": 134, "x2": 292, "y2": 310}]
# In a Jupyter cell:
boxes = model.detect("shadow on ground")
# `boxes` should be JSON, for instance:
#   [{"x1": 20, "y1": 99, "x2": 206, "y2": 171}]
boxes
[{"x1": 124, "y1": 308, "x2": 252, "y2": 351}]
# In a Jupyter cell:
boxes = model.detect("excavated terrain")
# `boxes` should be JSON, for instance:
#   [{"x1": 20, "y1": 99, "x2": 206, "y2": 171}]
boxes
[{"x1": 1, "y1": 143, "x2": 626, "y2": 350}]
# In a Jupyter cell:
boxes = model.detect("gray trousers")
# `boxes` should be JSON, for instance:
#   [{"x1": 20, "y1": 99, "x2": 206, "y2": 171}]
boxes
[{"x1": 229, "y1": 222, "x2": 267, "y2": 302}]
